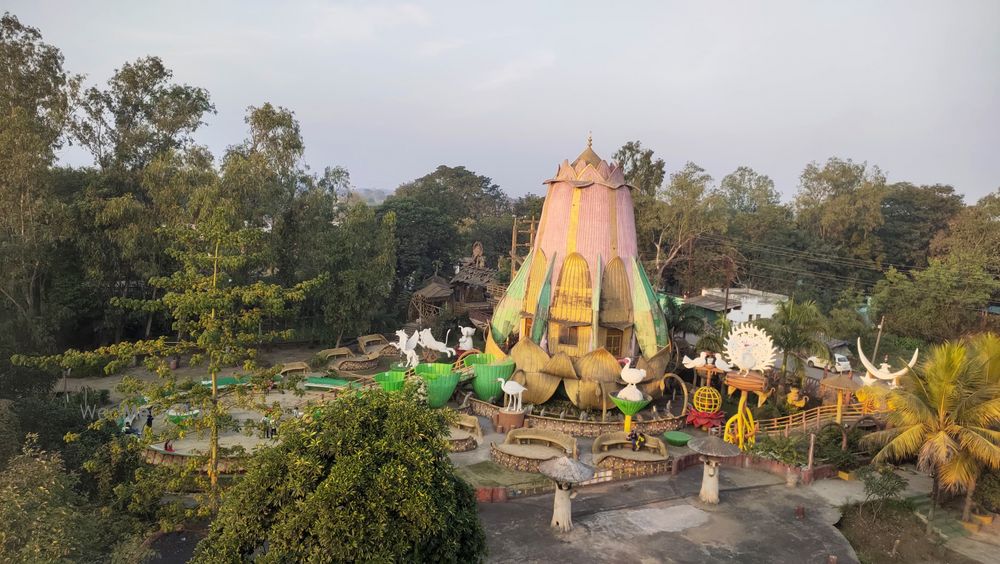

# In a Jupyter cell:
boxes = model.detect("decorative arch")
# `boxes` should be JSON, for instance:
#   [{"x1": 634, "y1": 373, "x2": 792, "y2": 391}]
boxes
[
  {"x1": 550, "y1": 253, "x2": 592, "y2": 324},
  {"x1": 600, "y1": 257, "x2": 631, "y2": 326}
]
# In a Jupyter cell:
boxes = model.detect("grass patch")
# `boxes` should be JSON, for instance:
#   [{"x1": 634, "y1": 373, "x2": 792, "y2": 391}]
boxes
[
  {"x1": 837, "y1": 501, "x2": 978, "y2": 564},
  {"x1": 455, "y1": 461, "x2": 550, "y2": 489}
]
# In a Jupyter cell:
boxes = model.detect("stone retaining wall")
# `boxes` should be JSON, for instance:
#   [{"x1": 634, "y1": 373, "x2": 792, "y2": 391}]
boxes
[{"x1": 467, "y1": 398, "x2": 684, "y2": 438}]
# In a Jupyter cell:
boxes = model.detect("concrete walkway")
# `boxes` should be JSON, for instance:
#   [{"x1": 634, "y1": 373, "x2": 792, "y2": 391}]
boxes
[{"x1": 480, "y1": 467, "x2": 858, "y2": 563}]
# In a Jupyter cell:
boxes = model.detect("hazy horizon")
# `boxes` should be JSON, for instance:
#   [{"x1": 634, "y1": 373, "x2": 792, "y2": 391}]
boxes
[{"x1": 9, "y1": 0, "x2": 1000, "y2": 202}]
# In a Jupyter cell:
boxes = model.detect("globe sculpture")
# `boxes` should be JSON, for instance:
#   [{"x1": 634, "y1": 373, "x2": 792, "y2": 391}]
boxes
[
  {"x1": 686, "y1": 386, "x2": 724, "y2": 430},
  {"x1": 693, "y1": 386, "x2": 721, "y2": 412}
]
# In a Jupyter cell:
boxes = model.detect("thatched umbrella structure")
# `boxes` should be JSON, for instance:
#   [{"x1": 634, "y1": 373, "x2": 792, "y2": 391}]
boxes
[
  {"x1": 688, "y1": 435, "x2": 741, "y2": 504},
  {"x1": 820, "y1": 373, "x2": 860, "y2": 423},
  {"x1": 538, "y1": 456, "x2": 595, "y2": 532}
]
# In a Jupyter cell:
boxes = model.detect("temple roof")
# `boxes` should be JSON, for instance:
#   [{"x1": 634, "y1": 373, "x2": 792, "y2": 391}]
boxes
[{"x1": 572, "y1": 134, "x2": 602, "y2": 168}]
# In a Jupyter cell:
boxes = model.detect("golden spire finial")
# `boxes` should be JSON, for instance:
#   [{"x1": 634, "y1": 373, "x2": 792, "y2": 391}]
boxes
[{"x1": 572, "y1": 132, "x2": 601, "y2": 167}]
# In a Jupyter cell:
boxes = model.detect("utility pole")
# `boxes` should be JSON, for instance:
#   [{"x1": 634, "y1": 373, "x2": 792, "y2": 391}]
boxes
[{"x1": 871, "y1": 315, "x2": 886, "y2": 360}]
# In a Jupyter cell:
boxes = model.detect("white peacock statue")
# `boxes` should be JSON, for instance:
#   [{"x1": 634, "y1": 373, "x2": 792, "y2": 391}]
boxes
[{"x1": 723, "y1": 324, "x2": 778, "y2": 376}]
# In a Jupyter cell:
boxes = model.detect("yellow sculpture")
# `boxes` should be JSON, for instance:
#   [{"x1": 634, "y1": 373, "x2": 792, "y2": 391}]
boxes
[
  {"x1": 721, "y1": 325, "x2": 777, "y2": 450},
  {"x1": 785, "y1": 387, "x2": 808, "y2": 409},
  {"x1": 693, "y1": 386, "x2": 722, "y2": 413}
]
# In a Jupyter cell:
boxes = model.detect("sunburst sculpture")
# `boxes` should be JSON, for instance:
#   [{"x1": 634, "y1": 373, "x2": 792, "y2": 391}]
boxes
[
  {"x1": 721, "y1": 324, "x2": 777, "y2": 450},
  {"x1": 723, "y1": 324, "x2": 778, "y2": 375}
]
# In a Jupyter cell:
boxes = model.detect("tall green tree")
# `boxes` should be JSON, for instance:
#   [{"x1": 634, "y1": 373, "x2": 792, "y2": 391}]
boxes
[
  {"x1": 877, "y1": 183, "x2": 963, "y2": 267},
  {"x1": 794, "y1": 157, "x2": 886, "y2": 261},
  {"x1": 635, "y1": 162, "x2": 725, "y2": 292},
  {"x1": 870, "y1": 257, "x2": 996, "y2": 342},
  {"x1": 717, "y1": 166, "x2": 780, "y2": 214},
  {"x1": 0, "y1": 13, "x2": 77, "y2": 347},
  {"x1": 320, "y1": 202, "x2": 396, "y2": 345},
  {"x1": 614, "y1": 140, "x2": 665, "y2": 201},
  {"x1": 16, "y1": 208, "x2": 321, "y2": 500},
  {"x1": 931, "y1": 189, "x2": 1000, "y2": 265},
  {"x1": 72, "y1": 56, "x2": 213, "y2": 174},
  {"x1": 70, "y1": 56, "x2": 215, "y2": 343},
  {"x1": 391, "y1": 165, "x2": 510, "y2": 222},
  {"x1": 193, "y1": 386, "x2": 486, "y2": 563}
]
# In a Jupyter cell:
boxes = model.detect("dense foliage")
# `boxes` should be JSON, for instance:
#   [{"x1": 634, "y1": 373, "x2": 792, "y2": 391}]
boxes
[{"x1": 193, "y1": 386, "x2": 487, "y2": 563}]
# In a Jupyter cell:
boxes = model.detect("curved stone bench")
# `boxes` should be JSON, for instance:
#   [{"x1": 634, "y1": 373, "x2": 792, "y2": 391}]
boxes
[
  {"x1": 489, "y1": 427, "x2": 577, "y2": 472},
  {"x1": 592, "y1": 431, "x2": 670, "y2": 473},
  {"x1": 448, "y1": 427, "x2": 478, "y2": 452}
]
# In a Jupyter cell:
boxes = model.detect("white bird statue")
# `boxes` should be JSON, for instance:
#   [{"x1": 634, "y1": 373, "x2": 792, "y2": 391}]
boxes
[
  {"x1": 617, "y1": 358, "x2": 647, "y2": 402},
  {"x1": 498, "y1": 378, "x2": 527, "y2": 413},
  {"x1": 682, "y1": 351, "x2": 708, "y2": 369},
  {"x1": 857, "y1": 338, "x2": 918, "y2": 389},
  {"x1": 391, "y1": 329, "x2": 420, "y2": 368},
  {"x1": 682, "y1": 351, "x2": 732, "y2": 371}
]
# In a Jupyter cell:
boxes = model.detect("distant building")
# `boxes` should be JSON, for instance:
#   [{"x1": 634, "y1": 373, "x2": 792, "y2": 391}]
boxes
[
  {"x1": 677, "y1": 294, "x2": 742, "y2": 325},
  {"x1": 699, "y1": 287, "x2": 788, "y2": 324}
]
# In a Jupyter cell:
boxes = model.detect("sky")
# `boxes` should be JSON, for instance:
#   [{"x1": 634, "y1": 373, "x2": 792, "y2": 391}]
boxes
[{"x1": 8, "y1": 0, "x2": 1000, "y2": 202}]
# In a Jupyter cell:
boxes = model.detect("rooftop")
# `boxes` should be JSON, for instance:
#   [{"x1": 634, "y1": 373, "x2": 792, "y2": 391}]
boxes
[
  {"x1": 702, "y1": 287, "x2": 788, "y2": 303},
  {"x1": 682, "y1": 294, "x2": 742, "y2": 312}
]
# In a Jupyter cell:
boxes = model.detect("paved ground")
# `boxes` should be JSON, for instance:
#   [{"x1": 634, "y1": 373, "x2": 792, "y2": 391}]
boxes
[{"x1": 480, "y1": 467, "x2": 858, "y2": 564}]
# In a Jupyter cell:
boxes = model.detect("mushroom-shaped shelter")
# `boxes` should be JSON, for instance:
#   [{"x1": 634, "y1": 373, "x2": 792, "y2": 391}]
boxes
[
  {"x1": 486, "y1": 140, "x2": 670, "y2": 408},
  {"x1": 820, "y1": 373, "x2": 861, "y2": 424},
  {"x1": 538, "y1": 456, "x2": 596, "y2": 532},
  {"x1": 688, "y1": 435, "x2": 741, "y2": 504}
]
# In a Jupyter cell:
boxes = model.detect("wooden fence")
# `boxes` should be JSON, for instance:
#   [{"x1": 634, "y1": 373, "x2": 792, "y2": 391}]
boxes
[{"x1": 756, "y1": 403, "x2": 887, "y2": 436}]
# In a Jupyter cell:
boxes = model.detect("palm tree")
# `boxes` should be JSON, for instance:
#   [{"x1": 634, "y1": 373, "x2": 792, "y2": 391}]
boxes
[
  {"x1": 862, "y1": 340, "x2": 1000, "y2": 531},
  {"x1": 958, "y1": 333, "x2": 1000, "y2": 521},
  {"x1": 757, "y1": 299, "x2": 828, "y2": 388},
  {"x1": 695, "y1": 315, "x2": 731, "y2": 354},
  {"x1": 662, "y1": 297, "x2": 705, "y2": 368}
]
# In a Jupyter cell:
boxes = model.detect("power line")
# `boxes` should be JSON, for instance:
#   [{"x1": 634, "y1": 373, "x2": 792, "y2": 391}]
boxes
[
  {"x1": 735, "y1": 258, "x2": 999, "y2": 307},
  {"x1": 699, "y1": 233, "x2": 1000, "y2": 274}
]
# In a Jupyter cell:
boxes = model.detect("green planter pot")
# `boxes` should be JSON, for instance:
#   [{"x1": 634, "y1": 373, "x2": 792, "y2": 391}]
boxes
[
  {"x1": 663, "y1": 431, "x2": 693, "y2": 447},
  {"x1": 418, "y1": 371, "x2": 460, "y2": 408},
  {"x1": 414, "y1": 363, "x2": 453, "y2": 378},
  {"x1": 472, "y1": 360, "x2": 515, "y2": 402},
  {"x1": 609, "y1": 395, "x2": 651, "y2": 416},
  {"x1": 374, "y1": 370, "x2": 406, "y2": 393},
  {"x1": 462, "y1": 353, "x2": 494, "y2": 368}
]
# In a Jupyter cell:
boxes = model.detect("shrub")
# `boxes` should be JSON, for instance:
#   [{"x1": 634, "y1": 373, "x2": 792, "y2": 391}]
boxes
[
  {"x1": 857, "y1": 465, "x2": 906, "y2": 522},
  {"x1": 747, "y1": 434, "x2": 806, "y2": 466},
  {"x1": 193, "y1": 386, "x2": 486, "y2": 563},
  {"x1": 974, "y1": 470, "x2": 1000, "y2": 514}
]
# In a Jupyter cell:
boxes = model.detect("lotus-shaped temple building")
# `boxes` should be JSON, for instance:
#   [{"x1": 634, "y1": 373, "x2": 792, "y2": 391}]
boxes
[{"x1": 486, "y1": 140, "x2": 671, "y2": 410}]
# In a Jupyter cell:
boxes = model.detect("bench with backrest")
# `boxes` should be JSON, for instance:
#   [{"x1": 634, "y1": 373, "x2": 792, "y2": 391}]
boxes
[
  {"x1": 317, "y1": 347, "x2": 353, "y2": 362},
  {"x1": 499, "y1": 428, "x2": 577, "y2": 458},
  {"x1": 592, "y1": 431, "x2": 669, "y2": 467},
  {"x1": 490, "y1": 427, "x2": 578, "y2": 472},
  {"x1": 453, "y1": 413, "x2": 483, "y2": 439},
  {"x1": 280, "y1": 362, "x2": 311, "y2": 376}
]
